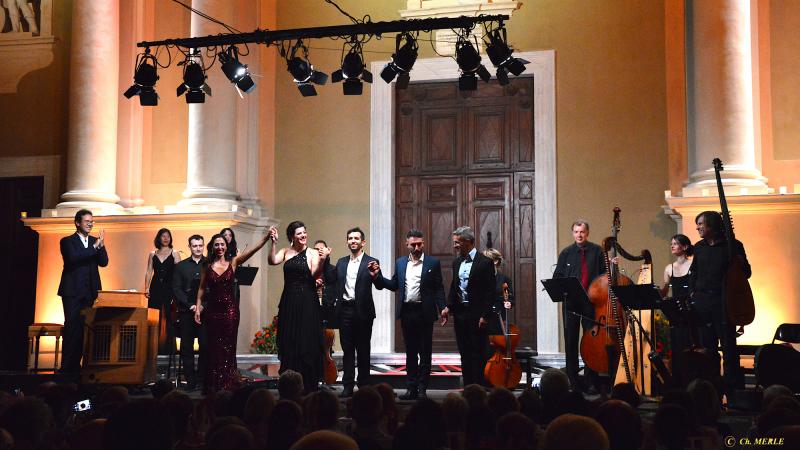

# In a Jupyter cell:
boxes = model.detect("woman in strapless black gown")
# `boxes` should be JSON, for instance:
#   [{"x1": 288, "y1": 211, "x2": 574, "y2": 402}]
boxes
[
  {"x1": 145, "y1": 228, "x2": 180, "y2": 354},
  {"x1": 194, "y1": 230, "x2": 271, "y2": 393},
  {"x1": 267, "y1": 221, "x2": 324, "y2": 393},
  {"x1": 661, "y1": 234, "x2": 694, "y2": 383}
]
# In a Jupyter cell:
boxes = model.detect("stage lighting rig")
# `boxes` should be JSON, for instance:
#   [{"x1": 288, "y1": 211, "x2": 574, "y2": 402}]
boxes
[
  {"x1": 332, "y1": 40, "x2": 372, "y2": 95},
  {"x1": 287, "y1": 40, "x2": 328, "y2": 97},
  {"x1": 455, "y1": 34, "x2": 491, "y2": 91},
  {"x1": 485, "y1": 26, "x2": 528, "y2": 85},
  {"x1": 380, "y1": 32, "x2": 418, "y2": 89},
  {"x1": 219, "y1": 46, "x2": 256, "y2": 94},
  {"x1": 177, "y1": 50, "x2": 211, "y2": 104},
  {"x1": 123, "y1": 48, "x2": 159, "y2": 106}
]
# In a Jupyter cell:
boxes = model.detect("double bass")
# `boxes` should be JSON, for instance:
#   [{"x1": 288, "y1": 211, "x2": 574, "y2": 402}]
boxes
[
  {"x1": 317, "y1": 278, "x2": 338, "y2": 385},
  {"x1": 484, "y1": 283, "x2": 522, "y2": 389},
  {"x1": 580, "y1": 208, "x2": 632, "y2": 381}
]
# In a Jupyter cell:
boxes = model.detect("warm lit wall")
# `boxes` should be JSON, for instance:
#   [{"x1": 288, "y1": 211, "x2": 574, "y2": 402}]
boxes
[{"x1": 268, "y1": 0, "x2": 675, "y2": 321}]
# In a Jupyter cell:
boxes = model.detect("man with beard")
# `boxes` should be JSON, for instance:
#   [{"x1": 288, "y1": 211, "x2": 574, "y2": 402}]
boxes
[
  {"x1": 328, "y1": 227, "x2": 380, "y2": 397},
  {"x1": 171, "y1": 234, "x2": 208, "y2": 390}
]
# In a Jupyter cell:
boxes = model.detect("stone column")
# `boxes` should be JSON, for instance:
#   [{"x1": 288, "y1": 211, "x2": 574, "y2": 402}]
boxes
[
  {"x1": 179, "y1": 0, "x2": 240, "y2": 211},
  {"x1": 58, "y1": 0, "x2": 121, "y2": 211},
  {"x1": 684, "y1": 0, "x2": 768, "y2": 195}
]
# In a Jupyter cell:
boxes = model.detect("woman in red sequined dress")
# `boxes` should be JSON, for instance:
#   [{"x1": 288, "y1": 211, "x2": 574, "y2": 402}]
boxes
[{"x1": 194, "y1": 230, "x2": 270, "y2": 393}]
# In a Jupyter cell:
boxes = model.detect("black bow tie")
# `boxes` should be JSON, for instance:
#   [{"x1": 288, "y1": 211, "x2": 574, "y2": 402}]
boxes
[{"x1": 464, "y1": 255, "x2": 473, "y2": 263}]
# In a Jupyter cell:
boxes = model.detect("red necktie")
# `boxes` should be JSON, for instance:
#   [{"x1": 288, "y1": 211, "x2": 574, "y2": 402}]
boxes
[{"x1": 580, "y1": 247, "x2": 589, "y2": 289}]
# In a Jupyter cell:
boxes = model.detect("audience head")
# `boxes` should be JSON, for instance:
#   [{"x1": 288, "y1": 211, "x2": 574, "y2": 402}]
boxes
[
  {"x1": 161, "y1": 389, "x2": 193, "y2": 443},
  {"x1": 98, "y1": 386, "x2": 129, "y2": 417},
  {"x1": 542, "y1": 413, "x2": 609, "y2": 450},
  {"x1": 487, "y1": 387, "x2": 520, "y2": 418},
  {"x1": 68, "y1": 418, "x2": 106, "y2": 450},
  {"x1": 757, "y1": 402, "x2": 800, "y2": 435},
  {"x1": 278, "y1": 370, "x2": 304, "y2": 402},
  {"x1": 103, "y1": 399, "x2": 173, "y2": 450},
  {"x1": 302, "y1": 390, "x2": 340, "y2": 431},
  {"x1": 442, "y1": 392, "x2": 469, "y2": 432},
  {"x1": 518, "y1": 388, "x2": 544, "y2": 424},
  {"x1": 763, "y1": 385, "x2": 794, "y2": 411},
  {"x1": 687, "y1": 378, "x2": 721, "y2": 426},
  {"x1": 350, "y1": 386, "x2": 382, "y2": 428},
  {"x1": 462, "y1": 383, "x2": 488, "y2": 410},
  {"x1": 397, "y1": 398, "x2": 448, "y2": 450},
  {"x1": 0, "y1": 428, "x2": 12, "y2": 450},
  {"x1": 610, "y1": 382, "x2": 640, "y2": 408},
  {"x1": 291, "y1": 430, "x2": 358, "y2": 450},
  {"x1": 206, "y1": 424, "x2": 255, "y2": 450},
  {"x1": 266, "y1": 400, "x2": 303, "y2": 450},
  {"x1": 653, "y1": 403, "x2": 691, "y2": 450},
  {"x1": 154, "y1": 228, "x2": 173, "y2": 249},
  {"x1": 595, "y1": 400, "x2": 642, "y2": 450},
  {"x1": 243, "y1": 388, "x2": 275, "y2": 427},
  {"x1": 496, "y1": 412, "x2": 539, "y2": 450},
  {"x1": 373, "y1": 383, "x2": 399, "y2": 434},
  {"x1": 149, "y1": 379, "x2": 174, "y2": 400},
  {"x1": 0, "y1": 397, "x2": 54, "y2": 448},
  {"x1": 540, "y1": 368, "x2": 571, "y2": 403}
]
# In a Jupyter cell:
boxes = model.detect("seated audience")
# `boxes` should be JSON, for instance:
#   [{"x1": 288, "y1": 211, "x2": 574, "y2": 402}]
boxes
[
  {"x1": 594, "y1": 399, "x2": 642, "y2": 450},
  {"x1": 278, "y1": 370, "x2": 305, "y2": 404},
  {"x1": 496, "y1": 412, "x2": 540, "y2": 450},
  {"x1": 542, "y1": 413, "x2": 609, "y2": 450},
  {"x1": 350, "y1": 387, "x2": 392, "y2": 450},
  {"x1": 266, "y1": 400, "x2": 304, "y2": 450},
  {"x1": 302, "y1": 390, "x2": 340, "y2": 432},
  {"x1": 292, "y1": 430, "x2": 359, "y2": 450}
]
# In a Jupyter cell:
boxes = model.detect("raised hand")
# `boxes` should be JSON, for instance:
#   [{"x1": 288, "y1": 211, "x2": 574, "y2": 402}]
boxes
[
  {"x1": 367, "y1": 260, "x2": 380, "y2": 278},
  {"x1": 95, "y1": 229, "x2": 106, "y2": 249},
  {"x1": 268, "y1": 226, "x2": 279, "y2": 242}
]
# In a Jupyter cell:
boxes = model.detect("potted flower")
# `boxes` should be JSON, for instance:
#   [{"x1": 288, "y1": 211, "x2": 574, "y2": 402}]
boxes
[{"x1": 252, "y1": 315, "x2": 279, "y2": 375}]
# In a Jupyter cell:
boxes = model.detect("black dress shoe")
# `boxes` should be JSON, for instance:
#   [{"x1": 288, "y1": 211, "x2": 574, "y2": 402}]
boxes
[
  {"x1": 399, "y1": 390, "x2": 419, "y2": 401},
  {"x1": 340, "y1": 386, "x2": 354, "y2": 398}
]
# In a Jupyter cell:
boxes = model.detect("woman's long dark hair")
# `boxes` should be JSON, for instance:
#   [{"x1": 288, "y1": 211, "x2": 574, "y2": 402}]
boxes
[
  {"x1": 671, "y1": 234, "x2": 694, "y2": 257},
  {"x1": 220, "y1": 227, "x2": 238, "y2": 259},
  {"x1": 154, "y1": 228, "x2": 173, "y2": 249},
  {"x1": 286, "y1": 221, "x2": 305, "y2": 244},
  {"x1": 206, "y1": 234, "x2": 232, "y2": 263}
]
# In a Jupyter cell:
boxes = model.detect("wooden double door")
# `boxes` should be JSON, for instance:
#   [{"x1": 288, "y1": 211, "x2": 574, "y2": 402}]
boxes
[{"x1": 394, "y1": 78, "x2": 537, "y2": 352}]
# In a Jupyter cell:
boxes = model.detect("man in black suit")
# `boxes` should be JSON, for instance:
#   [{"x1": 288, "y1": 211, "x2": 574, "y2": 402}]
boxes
[
  {"x1": 57, "y1": 209, "x2": 109, "y2": 373},
  {"x1": 440, "y1": 226, "x2": 496, "y2": 387},
  {"x1": 171, "y1": 234, "x2": 208, "y2": 390},
  {"x1": 369, "y1": 229, "x2": 445, "y2": 400},
  {"x1": 327, "y1": 227, "x2": 380, "y2": 397},
  {"x1": 553, "y1": 220, "x2": 605, "y2": 393}
]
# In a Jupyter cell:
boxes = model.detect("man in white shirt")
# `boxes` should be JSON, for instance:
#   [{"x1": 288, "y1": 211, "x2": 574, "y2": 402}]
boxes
[
  {"x1": 328, "y1": 227, "x2": 380, "y2": 398},
  {"x1": 369, "y1": 229, "x2": 445, "y2": 400}
]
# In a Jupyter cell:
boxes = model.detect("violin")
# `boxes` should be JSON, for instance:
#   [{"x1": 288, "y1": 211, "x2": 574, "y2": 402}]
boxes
[
  {"x1": 484, "y1": 283, "x2": 522, "y2": 389},
  {"x1": 318, "y1": 281, "x2": 338, "y2": 385}
]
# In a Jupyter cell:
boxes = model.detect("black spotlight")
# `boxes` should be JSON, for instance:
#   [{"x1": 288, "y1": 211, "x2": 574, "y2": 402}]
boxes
[
  {"x1": 177, "y1": 50, "x2": 211, "y2": 104},
  {"x1": 219, "y1": 46, "x2": 256, "y2": 94},
  {"x1": 123, "y1": 49, "x2": 159, "y2": 106},
  {"x1": 287, "y1": 40, "x2": 328, "y2": 97},
  {"x1": 332, "y1": 41, "x2": 372, "y2": 95},
  {"x1": 455, "y1": 35, "x2": 490, "y2": 91},
  {"x1": 485, "y1": 27, "x2": 529, "y2": 86},
  {"x1": 380, "y1": 32, "x2": 418, "y2": 89}
]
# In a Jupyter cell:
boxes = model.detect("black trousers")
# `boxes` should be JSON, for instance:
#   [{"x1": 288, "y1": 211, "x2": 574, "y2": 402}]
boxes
[
  {"x1": 693, "y1": 293, "x2": 743, "y2": 392},
  {"x1": 178, "y1": 310, "x2": 207, "y2": 386},
  {"x1": 61, "y1": 295, "x2": 91, "y2": 372},
  {"x1": 400, "y1": 303, "x2": 434, "y2": 391},
  {"x1": 339, "y1": 304, "x2": 373, "y2": 388},
  {"x1": 453, "y1": 307, "x2": 488, "y2": 387},
  {"x1": 564, "y1": 307, "x2": 598, "y2": 389}
]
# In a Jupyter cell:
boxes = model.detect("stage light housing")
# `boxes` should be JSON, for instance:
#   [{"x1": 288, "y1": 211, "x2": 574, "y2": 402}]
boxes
[
  {"x1": 380, "y1": 32, "x2": 418, "y2": 89},
  {"x1": 177, "y1": 50, "x2": 211, "y2": 104},
  {"x1": 332, "y1": 42, "x2": 372, "y2": 95},
  {"x1": 455, "y1": 36, "x2": 490, "y2": 91},
  {"x1": 219, "y1": 46, "x2": 256, "y2": 94},
  {"x1": 485, "y1": 27, "x2": 529, "y2": 86},
  {"x1": 123, "y1": 49, "x2": 160, "y2": 106},
  {"x1": 287, "y1": 40, "x2": 328, "y2": 97}
]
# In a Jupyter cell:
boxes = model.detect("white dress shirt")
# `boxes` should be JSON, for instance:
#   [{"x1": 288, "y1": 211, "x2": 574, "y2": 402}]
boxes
[
  {"x1": 77, "y1": 232, "x2": 89, "y2": 249},
  {"x1": 343, "y1": 252, "x2": 363, "y2": 301},
  {"x1": 404, "y1": 253, "x2": 424, "y2": 303},
  {"x1": 458, "y1": 248, "x2": 477, "y2": 303}
]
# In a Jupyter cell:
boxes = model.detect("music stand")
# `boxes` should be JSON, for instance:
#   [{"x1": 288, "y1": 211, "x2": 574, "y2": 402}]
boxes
[
  {"x1": 235, "y1": 266, "x2": 259, "y2": 286},
  {"x1": 612, "y1": 285, "x2": 661, "y2": 312},
  {"x1": 541, "y1": 277, "x2": 589, "y2": 312}
]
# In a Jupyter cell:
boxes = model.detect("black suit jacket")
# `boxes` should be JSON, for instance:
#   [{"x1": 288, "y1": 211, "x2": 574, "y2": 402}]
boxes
[
  {"x1": 329, "y1": 253, "x2": 380, "y2": 321},
  {"x1": 172, "y1": 257, "x2": 206, "y2": 312},
  {"x1": 447, "y1": 251, "x2": 497, "y2": 320},
  {"x1": 373, "y1": 254, "x2": 446, "y2": 322},
  {"x1": 57, "y1": 233, "x2": 109, "y2": 300},
  {"x1": 553, "y1": 241, "x2": 606, "y2": 314}
]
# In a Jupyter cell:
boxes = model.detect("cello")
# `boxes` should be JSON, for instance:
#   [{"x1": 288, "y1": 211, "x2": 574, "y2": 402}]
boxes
[
  {"x1": 580, "y1": 207, "x2": 633, "y2": 381},
  {"x1": 317, "y1": 278, "x2": 338, "y2": 385},
  {"x1": 484, "y1": 283, "x2": 523, "y2": 389}
]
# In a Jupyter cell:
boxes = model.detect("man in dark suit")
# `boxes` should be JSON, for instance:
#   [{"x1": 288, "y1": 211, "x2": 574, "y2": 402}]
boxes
[
  {"x1": 440, "y1": 226, "x2": 496, "y2": 387},
  {"x1": 369, "y1": 229, "x2": 445, "y2": 399},
  {"x1": 57, "y1": 209, "x2": 109, "y2": 373},
  {"x1": 171, "y1": 234, "x2": 208, "y2": 390},
  {"x1": 553, "y1": 220, "x2": 605, "y2": 393},
  {"x1": 327, "y1": 227, "x2": 380, "y2": 397}
]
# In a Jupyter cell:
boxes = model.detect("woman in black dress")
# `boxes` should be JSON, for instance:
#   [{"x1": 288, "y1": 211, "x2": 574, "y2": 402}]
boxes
[
  {"x1": 660, "y1": 234, "x2": 694, "y2": 383},
  {"x1": 145, "y1": 228, "x2": 181, "y2": 353},
  {"x1": 267, "y1": 221, "x2": 324, "y2": 393},
  {"x1": 483, "y1": 249, "x2": 515, "y2": 325}
]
